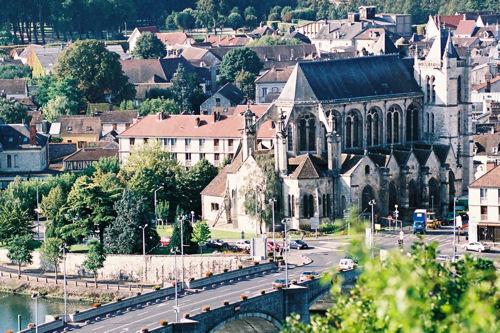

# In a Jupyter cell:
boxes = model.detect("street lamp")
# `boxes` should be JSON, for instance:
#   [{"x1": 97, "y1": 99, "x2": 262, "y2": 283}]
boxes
[
  {"x1": 453, "y1": 196, "x2": 457, "y2": 260},
  {"x1": 191, "y1": 211, "x2": 195, "y2": 225},
  {"x1": 394, "y1": 204, "x2": 399, "y2": 231},
  {"x1": 60, "y1": 244, "x2": 68, "y2": 323},
  {"x1": 171, "y1": 247, "x2": 180, "y2": 323},
  {"x1": 140, "y1": 224, "x2": 148, "y2": 281},
  {"x1": 369, "y1": 199, "x2": 376, "y2": 258},
  {"x1": 32, "y1": 293, "x2": 38, "y2": 333},
  {"x1": 269, "y1": 198, "x2": 277, "y2": 259},
  {"x1": 153, "y1": 186, "x2": 163, "y2": 226},
  {"x1": 281, "y1": 218, "x2": 289, "y2": 287}
]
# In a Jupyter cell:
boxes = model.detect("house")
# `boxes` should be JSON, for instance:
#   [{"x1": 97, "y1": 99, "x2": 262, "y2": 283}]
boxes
[
  {"x1": 200, "y1": 83, "x2": 245, "y2": 114},
  {"x1": 0, "y1": 124, "x2": 49, "y2": 187},
  {"x1": 473, "y1": 133, "x2": 500, "y2": 180},
  {"x1": 285, "y1": 31, "x2": 311, "y2": 44},
  {"x1": 0, "y1": 79, "x2": 28, "y2": 99},
  {"x1": 205, "y1": 34, "x2": 251, "y2": 47},
  {"x1": 50, "y1": 116, "x2": 101, "y2": 148},
  {"x1": 353, "y1": 28, "x2": 399, "y2": 55},
  {"x1": 26, "y1": 46, "x2": 62, "y2": 78},
  {"x1": 156, "y1": 32, "x2": 195, "y2": 56},
  {"x1": 63, "y1": 147, "x2": 118, "y2": 172},
  {"x1": 106, "y1": 44, "x2": 131, "y2": 60},
  {"x1": 99, "y1": 110, "x2": 138, "y2": 135},
  {"x1": 127, "y1": 26, "x2": 159, "y2": 53},
  {"x1": 118, "y1": 104, "x2": 272, "y2": 168},
  {"x1": 255, "y1": 66, "x2": 293, "y2": 104},
  {"x1": 468, "y1": 164, "x2": 500, "y2": 243}
]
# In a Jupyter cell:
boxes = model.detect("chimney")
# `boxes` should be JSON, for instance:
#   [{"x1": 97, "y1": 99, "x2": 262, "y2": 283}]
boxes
[
  {"x1": 213, "y1": 112, "x2": 217, "y2": 123},
  {"x1": 486, "y1": 76, "x2": 491, "y2": 93},
  {"x1": 29, "y1": 125, "x2": 36, "y2": 145},
  {"x1": 195, "y1": 117, "x2": 201, "y2": 127}
]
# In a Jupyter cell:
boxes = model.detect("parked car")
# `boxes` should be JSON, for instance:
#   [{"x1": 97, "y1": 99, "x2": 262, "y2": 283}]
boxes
[
  {"x1": 235, "y1": 240, "x2": 250, "y2": 251},
  {"x1": 206, "y1": 239, "x2": 229, "y2": 250},
  {"x1": 267, "y1": 240, "x2": 281, "y2": 252},
  {"x1": 299, "y1": 271, "x2": 319, "y2": 282},
  {"x1": 272, "y1": 279, "x2": 288, "y2": 289},
  {"x1": 337, "y1": 258, "x2": 356, "y2": 271},
  {"x1": 464, "y1": 242, "x2": 490, "y2": 253},
  {"x1": 289, "y1": 240, "x2": 309, "y2": 250}
]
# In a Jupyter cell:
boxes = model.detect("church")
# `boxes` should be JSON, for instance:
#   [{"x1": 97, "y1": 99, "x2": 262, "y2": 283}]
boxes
[{"x1": 201, "y1": 32, "x2": 472, "y2": 232}]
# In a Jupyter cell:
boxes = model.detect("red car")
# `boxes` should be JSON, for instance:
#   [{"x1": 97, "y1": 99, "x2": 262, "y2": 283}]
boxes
[
  {"x1": 267, "y1": 240, "x2": 281, "y2": 252},
  {"x1": 160, "y1": 237, "x2": 170, "y2": 247}
]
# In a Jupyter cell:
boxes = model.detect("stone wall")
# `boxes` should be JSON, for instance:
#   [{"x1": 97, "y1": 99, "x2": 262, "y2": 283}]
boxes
[{"x1": 0, "y1": 249, "x2": 243, "y2": 283}]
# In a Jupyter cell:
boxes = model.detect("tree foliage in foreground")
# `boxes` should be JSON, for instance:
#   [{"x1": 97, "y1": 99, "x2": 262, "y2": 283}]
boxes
[
  {"x1": 7, "y1": 234, "x2": 34, "y2": 277},
  {"x1": 132, "y1": 32, "x2": 167, "y2": 59},
  {"x1": 83, "y1": 239, "x2": 106, "y2": 287},
  {"x1": 282, "y1": 240, "x2": 499, "y2": 333}
]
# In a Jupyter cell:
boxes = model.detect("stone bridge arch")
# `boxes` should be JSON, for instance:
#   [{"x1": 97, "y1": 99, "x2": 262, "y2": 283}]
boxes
[{"x1": 210, "y1": 312, "x2": 282, "y2": 333}]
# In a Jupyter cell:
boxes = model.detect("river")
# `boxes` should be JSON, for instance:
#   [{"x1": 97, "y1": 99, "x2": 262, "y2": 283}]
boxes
[{"x1": 0, "y1": 293, "x2": 89, "y2": 332}]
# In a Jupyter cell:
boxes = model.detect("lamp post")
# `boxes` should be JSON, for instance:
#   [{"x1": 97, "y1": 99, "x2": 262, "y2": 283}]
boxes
[
  {"x1": 269, "y1": 198, "x2": 276, "y2": 259},
  {"x1": 36, "y1": 188, "x2": 40, "y2": 241},
  {"x1": 140, "y1": 224, "x2": 148, "y2": 281},
  {"x1": 180, "y1": 216, "x2": 185, "y2": 289},
  {"x1": 394, "y1": 204, "x2": 399, "y2": 231},
  {"x1": 281, "y1": 219, "x2": 289, "y2": 287},
  {"x1": 154, "y1": 186, "x2": 163, "y2": 225},
  {"x1": 61, "y1": 244, "x2": 67, "y2": 323},
  {"x1": 369, "y1": 199, "x2": 376, "y2": 258},
  {"x1": 453, "y1": 196, "x2": 457, "y2": 260},
  {"x1": 171, "y1": 247, "x2": 179, "y2": 323},
  {"x1": 32, "y1": 293, "x2": 38, "y2": 333}
]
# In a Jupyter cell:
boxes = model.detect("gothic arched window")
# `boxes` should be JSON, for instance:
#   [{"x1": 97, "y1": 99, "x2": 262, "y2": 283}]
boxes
[
  {"x1": 457, "y1": 75, "x2": 462, "y2": 103},
  {"x1": 430, "y1": 76, "x2": 436, "y2": 104},
  {"x1": 425, "y1": 76, "x2": 431, "y2": 103},
  {"x1": 298, "y1": 113, "x2": 316, "y2": 152},
  {"x1": 345, "y1": 110, "x2": 361, "y2": 148},
  {"x1": 287, "y1": 126, "x2": 293, "y2": 151},
  {"x1": 367, "y1": 107, "x2": 380, "y2": 146},
  {"x1": 406, "y1": 103, "x2": 420, "y2": 142},
  {"x1": 387, "y1": 105, "x2": 401, "y2": 144}
]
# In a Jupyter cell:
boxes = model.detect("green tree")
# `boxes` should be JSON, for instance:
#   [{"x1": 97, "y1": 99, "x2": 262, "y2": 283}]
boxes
[
  {"x1": 0, "y1": 97, "x2": 28, "y2": 123},
  {"x1": 168, "y1": 216, "x2": 196, "y2": 254},
  {"x1": 165, "y1": 12, "x2": 178, "y2": 31},
  {"x1": 55, "y1": 40, "x2": 135, "y2": 103},
  {"x1": 0, "y1": 200, "x2": 33, "y2": 244},
  {"x1": 170, "y1": 64, "x2": 204, "y2": 113},
  {"x1": 132, "y1": 32, "x2": 167, "y2": 59},
  {"x1": 43, "y1": 95, "x2": 79, "y2": 122},
  {"x1": 227, "y1": 12, "x2": 244, "y2": 30},
  {"x1": 40, "y1": 185, "x2": 66, "y2": 222},
  {"x1": 0, "y1": 65, "x2": 31, "y2": 79},
  {"x1": 104, "y1": 189, "x2": 159, "y2": 254},
  {"x1": 138, "y1": 98, "x2": 180, "y2": 116},
  {"x1": 247, "y1": 36, "x2": 300, "y2": 46},
  {"x1": 192, "y1": 220, "x2": 211, "y2": 253},
  {"x1": 40, "y1": 237, "x2": 63, "y2": 284},
  {"x1": 282, "y1": 241, "x2": 499, "y2": 333},
  {"x1": 244, "y1": 6, "x2": 258, "y2": 28},
  {"x1": 176, "y1": 10, "x2": 196, "y2": 31},
  {"x1": 235, "y1": 70, "x2": 257, "y2": 98},
  {"x1": 7, "y1": 234, "x2": 34, "y2": 277},
  {"x1": 196, "y1": 0, "x2": 216, "y2": 31},
  {"x1": 219, "y1": 48, "x2": 262, "y2": 84},
  {"x1": 35, "y1": 75, "x2": 85, "y2": 114},
  {"x1": 83, "y1": 239, "x2": 106, "y2": 287},
  {"x1": 178, "y1": 158, "x2": 219, "y2": 214}
]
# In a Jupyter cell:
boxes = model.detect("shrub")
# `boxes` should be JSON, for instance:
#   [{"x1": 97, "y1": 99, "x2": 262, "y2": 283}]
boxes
[
  {"x1": 159, "y1": 320, "x2": 168, "y2": 326},
  {"x1": 205, "y1": 271, "x2": 213, "y2": 277},
  {"x1": 153, "y1": 285, "x2": 161, "y2": 291},
  {"x1": 240, "y1": 294, "x2": 248, "y2": 300},
  {"x1": 91, "y1": 303, "x2": 101, "y2": 308},
  {"x1": 223, "y1": 300, "x2": 229, "y2": 305},
  {"x1": 202, "y1": 305, "x2": 211, "y2": 312}
]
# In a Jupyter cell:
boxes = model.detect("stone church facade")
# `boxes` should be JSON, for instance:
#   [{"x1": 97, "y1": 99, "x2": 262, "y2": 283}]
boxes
[{"x1": 202, "y1": 32, "x2": 471, "y2": 232}]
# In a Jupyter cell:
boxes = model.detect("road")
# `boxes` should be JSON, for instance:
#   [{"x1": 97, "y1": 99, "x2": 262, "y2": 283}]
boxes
[{"x1": 60, "y1": 241, "x2": 344, "y2": 333}]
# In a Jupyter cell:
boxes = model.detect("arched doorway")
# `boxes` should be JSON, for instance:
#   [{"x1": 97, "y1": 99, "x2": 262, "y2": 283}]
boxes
[
  {"x1": 428, "y1": 178, "x2": 440, "y2": 213},
  {"x1": 408, "y1": 179, "x2": 419, "y2": 209},
  {"x1": 388, "y1": 181, "x2": 399, "y2": 212},
  {"x1": 361, "y1": 185, "x2": 375, "y2": 213}
]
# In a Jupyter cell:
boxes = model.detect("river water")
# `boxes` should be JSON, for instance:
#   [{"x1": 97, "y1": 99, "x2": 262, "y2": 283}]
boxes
[{"x1": 0, "y1": 293, "x2": 88, "y2": 332}]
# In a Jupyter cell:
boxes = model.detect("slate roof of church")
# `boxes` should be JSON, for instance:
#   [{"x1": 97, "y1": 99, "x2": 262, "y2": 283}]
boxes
[
  {"x1": 340, "y1": 154, "x2": 364, "y2": 175},
  {"x1": 277, "y1": 55, "x2": 422, "y2": 103},
  {"x1": 288, "y1": 154, "x2": 328, "y2": 179},
  {"x1": 200, "y1": 166, "x2": 228, "y2": 197}
]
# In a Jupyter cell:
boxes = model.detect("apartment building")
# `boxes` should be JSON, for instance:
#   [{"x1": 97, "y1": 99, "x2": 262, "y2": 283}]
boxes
[
  {"x1": 118, "y1": 105, "x2": 273, "y2": 167},
  {"x1": 469, "y1": 165, "x2": 500, "y2": 243}
]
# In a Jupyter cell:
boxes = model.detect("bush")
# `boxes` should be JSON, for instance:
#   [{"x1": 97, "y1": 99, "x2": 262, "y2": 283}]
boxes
[
  {"x1": 202, "y1": 305, "x2": 211, "y2": 312},
  {"x1": 153, "y1": 285, "x2": 161, "y2": 291},
  {"x1": 159, "y1": 320, "x2": 168, "y2": 326},
  {"x1": 91, "y1": 303, "x2": 101, "y2": 308},
  {"x1": 205, "y1": 271, "x2": 213, "y2": 277},
  {"x1": 240, "y1": 294, "x2": 248, "y2": 300}
]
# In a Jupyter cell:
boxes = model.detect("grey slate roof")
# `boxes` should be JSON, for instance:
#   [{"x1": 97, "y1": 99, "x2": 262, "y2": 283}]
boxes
[
  {"x1": 216, "y1": 83, "x2": 245, "y2": 104},
  {"x1": 278, "y1": 55, "x2": 422, "y2": 103},
  {"x1": 100, "y1": 110, "x2": 138, "y2": 124},
  {"x1": 121, "y1": 58, "x2": 194, "y2": 84},
  {"x1": 0, "y1": 124, "x2": 48, "y2": 150}
]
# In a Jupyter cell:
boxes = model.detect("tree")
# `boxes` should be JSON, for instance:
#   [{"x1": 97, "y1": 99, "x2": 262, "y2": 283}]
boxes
[
  {"x1": 196, "y1": 0, "x2": 216, "y2": 31},
  {"x1": 192, "y1": 220, "x2": 211, "y2": 253},
  {"x1": 0, "y1": 97, "x2": 28, "y2": 123},
  {"x1": 168, "y1": 216, "x2": 196, "y2": 254},
  {"x1": 132, "y1": 32, "x2": 167, "y2": 59},
  {"x1": 170, "y1": 64, "x2": 204, "y2": 113},
  {"x1": 138, "y1": 98, "x2": 180, "y2": 116},
  {"x1": 282, "y1": 241, "x2": 499, "y2": 333},
  {"x1": 244, "y1": 6, "x2": 258, "y2": 28},
  {"x1": 235, "y1": 70, "x2": 257, "y2": 98},
  {"x1": 165, "y1": 12, "x2": 178, "y2": 30},
  {"x1": 176, "y1": 10, "x2": 196, "y2": 31},
  {"x1": 247, "y1": 36, "x2": 300, "y2": 46},
  {"x1": 40, "y1": 237, "x2": 63, "y2": 284},
  {"x1": 35, "y1": 75, "x2": 85, "y2": 114},
  {"x1": 40, "y1": 185, "x2": 66, "y2": 222},
  {"x1": 227, "y1": 12, "x2": 244, "y2": 30},
  {"x1": 219, "y1": 48, "x2": 262, "y2": 84},
  {"x1": 55, "y1": 40, "x2": 135, "y2": 103},
  {"x1": 0, "y1": 65, "x2": 31, "y2": 79},
  {"x1": 104, "y1": 189, "x2": 159, "y2": 254},
  {"x1": 0, "y1": 200, "x2": 33, "y2": 244},
  {"x1": 83, "y1": 239, "x2": 106, "y2": 287},
  {"x1": 178, "y1": 158, "x2": 219, "y2": 214},
  {"x1": 43, "y1": 96, "x2": 79, "y2": 122},
  {"x1": 7, "y1": 234, "x2": 34, "y2": 277}
]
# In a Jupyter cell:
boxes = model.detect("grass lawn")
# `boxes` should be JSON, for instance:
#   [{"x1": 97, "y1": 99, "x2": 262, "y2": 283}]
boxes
[
  {"x1": 156, "y1": 225, "x2": 255, "y2": 240},
  {"x1": 69, "y1": 244, "x2": 89, "y2": 253}
]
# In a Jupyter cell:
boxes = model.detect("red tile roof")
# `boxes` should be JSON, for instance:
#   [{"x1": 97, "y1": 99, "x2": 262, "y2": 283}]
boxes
[
  {"x1": 470, "y1": 164, "x2": 500, "y2": 188},
  {"x1": 156, "y1": 32, "x2": 192, "y2": 46},
  {"x1": 200, "y1": 166, "x2": 228, "y2": 197},
  {"x1": 435, "y1": 15, "x2": 464, "y2": 29},
  {"x1": 455, "y1": 20, "x2": 476, "y2": 36},
  {"x1": 472, "y1": 75, "x2": 500, "y2": 92}
]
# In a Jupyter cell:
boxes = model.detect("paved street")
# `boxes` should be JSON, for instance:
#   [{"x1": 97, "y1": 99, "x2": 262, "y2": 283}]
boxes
[{"x1": 61, "y1": 241, "x2": 344, "y2": 333}]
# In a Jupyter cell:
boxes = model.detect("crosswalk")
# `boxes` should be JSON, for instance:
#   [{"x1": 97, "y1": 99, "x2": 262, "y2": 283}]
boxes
[{"x1": 374, "y1": 232, "x2": 466, "y2": 255}]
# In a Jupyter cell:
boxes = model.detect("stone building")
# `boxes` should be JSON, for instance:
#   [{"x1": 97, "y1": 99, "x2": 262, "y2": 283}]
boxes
[{"x1": 202, "y1": 45, "x2": 471, "y2": 232}]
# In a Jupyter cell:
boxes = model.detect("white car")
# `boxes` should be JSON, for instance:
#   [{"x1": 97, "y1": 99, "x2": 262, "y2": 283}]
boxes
[
  {"x1": 464, "y1": 242, "x2": 490, "y2": 253},
  {"x1": 235, "y1": 240, "x2": 250, "y2": 251},
  {"x1": 337, "y1": 258, "x2": 356, "y2": 271}
]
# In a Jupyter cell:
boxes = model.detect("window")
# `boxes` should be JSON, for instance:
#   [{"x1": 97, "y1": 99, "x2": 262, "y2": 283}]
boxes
[
  {"x1": 271, "y1": 87, "x2": 279, "y2": 93},
  {"x1": 214, "y1": 153, "x2": 220, "y2": 161},
  {"x1": 78, "y1": 141, "x2": 85, "y2": 148},
  {"x1": 112, "y1": 123, "x2": 117, "y2": 131},
  {"x1": 13, "y1": 155, "x2": 18, "y2": 168},
  {"x1": 171, "y1": 138, "x2": 177, "y2": 146},
  {"x1": 185, "y1": 138, "x2": 191, "y2": 147},
  {"x1": 345, "y1": 110, "x2": 361, "y2": 148},
  {"x1": 367, "y1": 108, "x2": 380, "y2": 146},
  {"x1": 171, "y1": 153, "x2": 177, "y2": 160},
  {"x1": 481, "y1": 206, "x2": 488, "y2": 220},
  {"x1": 228, "y1": 139, "x2": 233, "y2": 147},
  {"x1": 199, "y1": 138, "x2": 205, "y2": 147},
  {"x1": 215, "y1": 97, "x2": 221, "y2": 107},
  {"x1": 365, "y1": 165, "x2": 370, "y2": 175},
  {"x1": 298, "y1": 113, "x2": 316, "y2": 151},
  {"x1": 228, "y1": 153, "x2": 234, "y2": 160},
  {"x1": 200, "y1": 153, "x2": 206, "y2": 160},
  {"x1": 130, "y1": 138, "x2": 135, "y2": 146},
  {"x1": 211, "y1": 203, "x2": 220, "y2": 211},
  {"x1": 262, "y1": 87, "x2": 268, "y2": 96},
  {"x1": 302, "y1": 194, "x2": 314, "y2": 218},
  {"x1": 143, "y1": 138, "x2": 148, "y2": 144},
  {"x1": 185, "y1": 153, "x2": 191, "y2": 161},
  {"x1": 7, "y1": 155, "x2": 12, "y2": 168},
  {"x1": 287, "y1": 127, "x2": 293, "y2": 151},
  {"x1": 480, "y1": 188, "x2": 487, "y2": 201},
  {"x1": 214, "y1": 139, "x2": 219, "y2": 147}
]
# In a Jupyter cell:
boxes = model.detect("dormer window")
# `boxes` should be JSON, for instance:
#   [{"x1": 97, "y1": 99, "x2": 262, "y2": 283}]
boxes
[
  {"x1": 8, "y1": 137, "x2": 13, "y2": 142},
  {"x1": 67, "y1": 126, "x2": 72, "y2": 132}
]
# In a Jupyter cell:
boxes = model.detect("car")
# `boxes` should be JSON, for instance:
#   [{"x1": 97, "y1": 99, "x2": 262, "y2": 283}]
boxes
[
  {"x1": 289, "y1": 240, "x2": 309, "y2": 250},
  {"x1": 267, "y1": 240, "x2": 281, "y2": 252},
  {"x1": 299, "y1": 271, "x2": 319, "y2": 282},
  {"x1": 206, "y1": 239, "x2": 229, "y2": 250},
  {"x1": 464, "y1": 242, "x2": 490, "y2": 253},
  {"x1": 337, "y1": 258, "x2": 356, "y2": 271},
  {"x1": 272, "y1": 279, "x2": 288, "y2": 289},
  {"x1": 235, "y1": 240, "x2": 250, "y2": 251}
]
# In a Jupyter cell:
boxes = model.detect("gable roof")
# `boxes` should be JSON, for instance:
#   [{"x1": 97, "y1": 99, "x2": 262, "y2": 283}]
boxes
[
  {"x1": 255, "y1": 66, "x2": 294, "y2": 84},
  {"x1": 455, "y1": 20, "x2": 477, "y2": 36},
  {"x1": 120, "y1": 58, "x2": 193, "y2": 84},
  {"x1": 372, "y1": 33, "x2": 399, "y2": 55},
  {"x1": 58, "y1": 116, "x2": 101, "y2": 136},
  {"x1": 156, "y1": 32, "x2": 192, "y2": 46},
  {"x1": 216, "y1": 83, "x2": 245, "y2": 104},
  {"x1": 200, "y1": 166, "x2": 228, "y2": 197},
  {"x1": 340, "y1": 154, "x2": 364, "y2": 175},
  {"x1": 426, "y1": 31, "x2": 459, "y2": 62},
  {"x1": 288, "y1": 154, "x2": 327, "y2": 179},
  {"x1": 0, "y1": 124, "x2": 48, "y2": 150},
  {"x1": 277, "y1": 55, "x2": 422, "y2": 103},
  {"x1": 63, "y1": 147, "x2": 118, "y2": 162},
  {"x1": 470, "y1": 164, "x2": 500, "y2": 188},
  {"x1": 100, "y1": 110, "x2": 138, "y2": 124},
  {"x1": 0, "y1": 79, "x2": 27, "y2": 96}
]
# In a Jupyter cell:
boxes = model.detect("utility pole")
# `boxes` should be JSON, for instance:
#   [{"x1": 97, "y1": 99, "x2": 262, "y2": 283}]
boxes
[
  {"x1": 281, "y1": 219, "x2": 289, "y2": 287},
  {"x1": 172, "y1": 247, "x2": 179, "y2": 323},
  {"x1": 154, "y1": 186, "x2": 163, "y2": 226},
  {"x1": 369, "y1": 199, "x2": 376, "y2": 258},
  {"x1": 269, "y1": 198, "x2": 276, "y2": 259},
  {"x1": 140, "y1": 224, "x2": 148, "y2": 281},
  {"x1": 62, "y1": 244, "x2": 67, "y2": 323}
]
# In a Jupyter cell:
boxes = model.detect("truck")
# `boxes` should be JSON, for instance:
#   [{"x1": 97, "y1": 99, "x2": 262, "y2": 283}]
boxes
[
  {"x1": 426, "y1": 211, "x2": 441, "y2": 229},
  {"x1": 412, "y1": 209, "x2": 427, "y2": 234}
]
